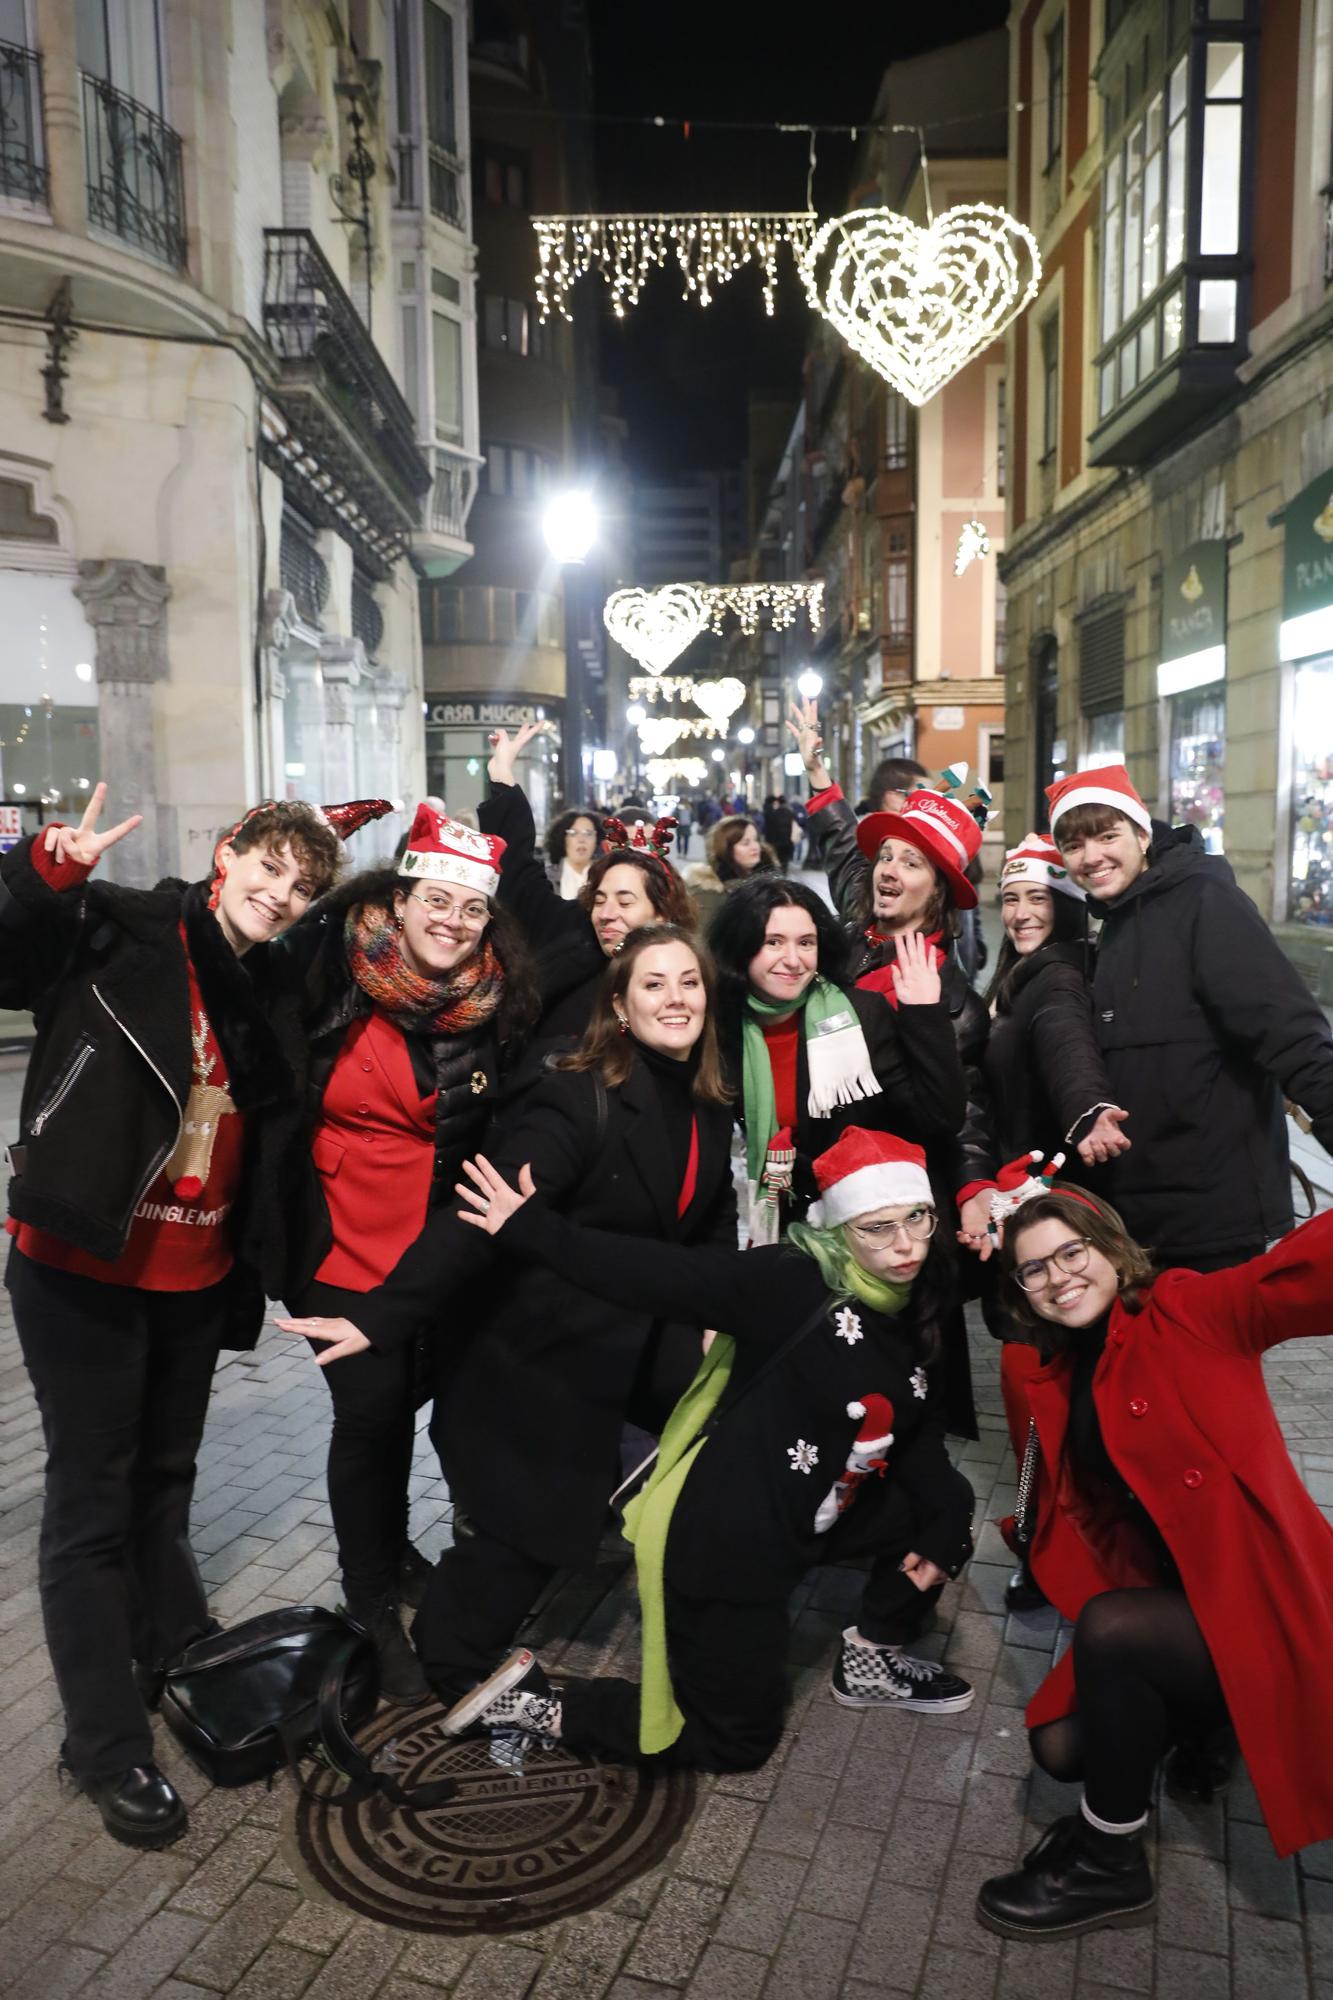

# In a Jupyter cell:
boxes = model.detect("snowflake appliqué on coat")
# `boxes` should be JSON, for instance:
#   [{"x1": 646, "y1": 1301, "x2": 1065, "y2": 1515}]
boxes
[
  {"x1": 787, "y1": 1439, "x2": 819, "y2": 1475},
  {"x1": 834, "y1": 1307, "x2": 863, "y2": 1345},
  {"x1": 910, "y1": 1366, "x2": 928, "y2": 1401}
]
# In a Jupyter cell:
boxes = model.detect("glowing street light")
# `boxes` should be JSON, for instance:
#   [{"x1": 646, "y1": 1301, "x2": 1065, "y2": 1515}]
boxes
[
  {"x1": 625, "y1": 702, "x2": 646, "y2": 725},
  {"x1": 541, "y1": 490, "x2": 597, "y2": 565},
  {"x1": 710, "y1": 747, "x2": 725, "y2": 763},
  {"x1": 736, "y1": 725, "x2": 755, "y2": 744},
  {"x1": 797, "y1": 668, "x2": 823, "y2": 700}
]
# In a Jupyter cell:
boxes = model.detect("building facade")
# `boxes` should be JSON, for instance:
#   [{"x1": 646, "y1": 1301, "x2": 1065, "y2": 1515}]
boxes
[
  {"x1": 0, "y1": 0, "x2": 469, "y2": 885},
  {"x1": 1002, "y1": 0, "x2": 1333, "y2": 987}
]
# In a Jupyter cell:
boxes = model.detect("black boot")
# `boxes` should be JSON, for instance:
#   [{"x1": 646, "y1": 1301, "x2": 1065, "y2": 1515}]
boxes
[
  {"x1": 976, "y1": 1813, "x2": 1155, "y2": 1941},
  {"x1": 1004, "y1": 1551, "x2": 1048, "y2": 1613},
  {"x1": 398, "y1": 1542, "x2": 435, "y2": 1612},
  {"x1": 345, "y1": 1595, "x2": 429, "y2": 1706},
  {"x1": 67, "y1": 1759, "x2": 187, "y2": 1850}
]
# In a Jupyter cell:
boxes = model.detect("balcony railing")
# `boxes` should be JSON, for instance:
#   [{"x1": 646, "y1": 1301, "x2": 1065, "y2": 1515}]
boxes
[
  {"x1": 0, "y1": 41, "x2": 47, "y2": 205},
  {"x1": 352, "y1": 573, "x2": 384, "y2": 656},
  {"x1": 81, "y1": 71, "x2": 186, "y2": 267},
  {"x1": 393, "y1": 137, "x2": 465, "y2": 227},
  {"x1": 279, "y1": 523, "x2": 329, "y2": 628},
  {"x1": 262, "y1": 228, "x2": 428, "y2": 503},
  {"x1": 425, "y1": 442, "x2": 482, "y2": 541}
]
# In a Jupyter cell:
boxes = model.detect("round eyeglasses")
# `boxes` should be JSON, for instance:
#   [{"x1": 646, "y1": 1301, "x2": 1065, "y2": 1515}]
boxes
[
  {"x1": 406, "y1": 892, "x2": 489, "y2": 930},
  {"x1": 1014, "y1": 1238, "x2": 1091, "y2": 1293},
  {"x1": 846, "y1": 1208, "x2": 937, "y2": 1247}
]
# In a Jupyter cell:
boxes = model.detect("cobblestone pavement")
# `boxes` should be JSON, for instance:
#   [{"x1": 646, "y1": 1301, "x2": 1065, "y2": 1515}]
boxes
[{"x1": 2, "y1": 1058, "x2": 1333, "y2": 1996}]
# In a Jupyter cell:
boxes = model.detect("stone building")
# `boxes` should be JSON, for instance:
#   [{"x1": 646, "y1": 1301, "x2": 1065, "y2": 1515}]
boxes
[
  {"x1": 0, "y1": 0, "x2": 476, "y2": 886},
  {"x1": 1002, "y1": 0, "x2": 1333, "y2": 987}
]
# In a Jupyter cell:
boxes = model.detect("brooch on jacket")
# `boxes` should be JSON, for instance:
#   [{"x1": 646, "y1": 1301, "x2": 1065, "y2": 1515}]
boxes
[{"x1": 470, "y1": 1070, "x2": 487, "y2": 1095}]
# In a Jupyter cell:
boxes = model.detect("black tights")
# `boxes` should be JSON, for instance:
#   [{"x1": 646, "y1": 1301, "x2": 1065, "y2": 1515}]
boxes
[{"x1": 1030, "y1": 1588, "x2": 1228, "y2": 1825}]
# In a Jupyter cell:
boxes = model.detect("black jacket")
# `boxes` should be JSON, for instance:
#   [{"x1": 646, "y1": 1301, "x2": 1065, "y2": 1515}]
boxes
[
  {"x1": 983, "y1": 942, "x2": 1112, "y2": 1168},
  {"x1": 254, "y1": 896, "x2": 507, "y2": 1299},
  {"x1": 0, "y1": 836, "x2": 296, "y2": 1344},
  {"x1": 479, "y1": 781, "x2": 607, "y2": 1043},
  {"x1": 1094, "y1": 823, "x2": 1333, "y2": 1258},
  {"x1": 500, "y1": 1205, "x2": 975, "y2": 1601},
  {"x1": 807, "y1": 790, "x2": 992, "y2": 1193},
  {"x1": 351, "y1": 1054, "x2": 738, "y2": 1570}
]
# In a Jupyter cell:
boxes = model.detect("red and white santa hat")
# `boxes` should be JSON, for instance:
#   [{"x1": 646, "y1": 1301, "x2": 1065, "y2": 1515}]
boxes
[
  {"x1": 397, "y1": 803, "x2": 506, "y2": 900},
  {"x1": 999, "y1": 832, "x2": 1086, "y2": 902},
  {"x1": 1046, "y1": 764, "x2": 1151, "y2": 837},
  {"x1": 855, "y1": 789, "x2": 982, "y2": 910},
  {"x1": 808, "y1": 1127, "x2": 932, "y2": 1230}
]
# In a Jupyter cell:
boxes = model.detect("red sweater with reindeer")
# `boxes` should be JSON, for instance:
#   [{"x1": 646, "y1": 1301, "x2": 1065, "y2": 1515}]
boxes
[{"x1": 9, "y1": 841, "x2": 244, "y2": 1289}]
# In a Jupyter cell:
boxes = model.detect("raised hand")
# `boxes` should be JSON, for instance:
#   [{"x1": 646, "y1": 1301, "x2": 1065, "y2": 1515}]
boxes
[
  {"x1": 957, "y1": 1190, "x2": 999, "y2": 1261},
  {"x1": 456, "y1": 1155, "x2": 537, "y2": 1234},
  {"x1": 785, "y1": 699, "x2": 830, "y2": 786},
  {"x1": 487, "y1": 721, "x2": 548, "y2": 787},
  {"x1": 1077, "y1": 1105, "x2": 1132, "y2": 1166},
  {"x1": 42, "y1": 782, "x2": 142, "y2": 870},
  {"x1": 274, "y1": 1314, "x2": 371, "y2": 1367},
  {"x1": 889, "y1": 930, "x2": 942, "y2": 1006}
]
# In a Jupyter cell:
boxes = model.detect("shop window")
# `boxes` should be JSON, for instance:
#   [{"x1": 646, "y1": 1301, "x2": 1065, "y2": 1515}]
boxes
[
  {"x1": 1169, "y1": 686, "x2": 1224, "y2": 852},
  {"x1": 1081, "y1": 711, "x2": 1125, "y2": 768},
  {"x1": 1034, "y1": 638, "x2": 1062, "y2": 829},
  {"x1": 1078, "y1": 601, "x2": 1125, "y2": 723},
  {"x1": 1290, "y1": 660, "x2": 1333, "y2": 925}
]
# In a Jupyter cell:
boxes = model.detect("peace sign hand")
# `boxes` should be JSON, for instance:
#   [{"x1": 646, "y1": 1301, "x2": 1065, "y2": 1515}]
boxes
[
  {"x1": 42, "y1": 783, "x2": 143, "y2": 871},
  {"x1": 785, "y1": 699, "x2": 832, "y2": 789},
  {"x1": 487, "y1": 722, "x2": 548, "y2": 787},
  {"x1": 889, "y1": 929, "x2": 942, "y2": 1006}
]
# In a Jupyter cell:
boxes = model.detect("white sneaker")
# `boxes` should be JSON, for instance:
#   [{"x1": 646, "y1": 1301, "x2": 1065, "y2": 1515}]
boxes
[
  {"x1": 831, "y1": 1627, "x2": 975, "y2": 1712},
  {"x1": 440, "y1": 1648, "x2": 561, "y2": 1739}
]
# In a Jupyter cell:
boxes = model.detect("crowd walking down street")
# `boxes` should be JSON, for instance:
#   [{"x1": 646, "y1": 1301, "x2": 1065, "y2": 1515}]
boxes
[{"x1": 0, "y1": 729, "x2": 1332, "y2": 2000}]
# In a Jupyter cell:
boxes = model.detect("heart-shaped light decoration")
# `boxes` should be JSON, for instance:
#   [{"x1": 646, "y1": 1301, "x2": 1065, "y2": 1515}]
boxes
[
  {"x1": 637, "y1": 715, "x2": 688, "y2": 757},
  {"x1": 798, "y1": 205, "x2": 1041, "y2": 408},
  {"x1": 691, "y1": 676, "x2": 747, "y2": 726},
  {"x1": 604, "y1": 584, "x2": 707, "y2": 675}
]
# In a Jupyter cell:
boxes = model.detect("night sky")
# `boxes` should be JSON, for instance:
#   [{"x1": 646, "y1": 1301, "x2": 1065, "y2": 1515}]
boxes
[{"x1": 585, "y1": 1, "x2": 1009, "y2": 479}]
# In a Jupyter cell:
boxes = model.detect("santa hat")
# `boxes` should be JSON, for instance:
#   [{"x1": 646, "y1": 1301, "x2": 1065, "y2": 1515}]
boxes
[
  {"x1": 989, "y1": 1149, "x2": 1102, "y2": 1225},
  {"x1": 855, "y1": 789, "x2": 983, "y2": 910},
  {"x1": 397, "y1": 803, "x2": 506, "y2": 900},
  {"x1": 846, "y1": 1393, "x2": 895, "y2": 1453},
  {"x1": 1045, "y1": 765, "x2": 1151, "y2": 837},
  {"x1": 999, "y1": 833, "x2": 1086, "y2": 902},
  {"x1": 808, "y1": 1127, "x2": 931, "y2": 1229}
]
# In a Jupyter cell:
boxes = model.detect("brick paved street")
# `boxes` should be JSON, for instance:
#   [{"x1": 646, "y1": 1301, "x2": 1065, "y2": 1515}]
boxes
[{"x1": 2, "y1": 1054, "x2": 1333, "y2": 1998}]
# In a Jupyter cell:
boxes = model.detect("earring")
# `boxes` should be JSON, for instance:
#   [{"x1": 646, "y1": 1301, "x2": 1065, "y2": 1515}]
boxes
[
  {"x1": 615, "y1": 1013, "x2": 628, "y2": 1034},
  {"x1": 393, "y1": 915, "x2": 404, "y2": 932}
]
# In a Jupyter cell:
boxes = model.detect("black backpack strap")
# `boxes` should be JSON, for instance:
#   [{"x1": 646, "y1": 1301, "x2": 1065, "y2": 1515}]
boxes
[{"x1": 284, "y1": 1639, "x2": 458, "y2": 1810}]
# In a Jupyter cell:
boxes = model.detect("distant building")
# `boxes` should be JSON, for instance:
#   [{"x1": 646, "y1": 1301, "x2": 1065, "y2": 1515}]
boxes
[{"x1": 632, "y1": 470, "x2": 745, "y2": 589}]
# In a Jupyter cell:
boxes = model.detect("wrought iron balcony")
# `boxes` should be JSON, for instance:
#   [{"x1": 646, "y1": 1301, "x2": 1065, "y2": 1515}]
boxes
[
  {"x1": 0, "y1": 41, "x2": 47, "y2": 205},
  {"x1": 393, "y1": 138, "x2": 465, "y2": 227},
  {"x1": 279, "y1": 522, "x2": 330, "y2": 627},
  {"x1": 352, "y1": 573, "x2": 384, "y2": 656},
  {"x1": 426, "y1": 443, "x2": 481, "y2": 541},
  {"x1": 262, "y1": 228, "x2": 430, "y2": 511},
  {"x1": 81, "y1": 71, "x2": 186, "y2": 267}
]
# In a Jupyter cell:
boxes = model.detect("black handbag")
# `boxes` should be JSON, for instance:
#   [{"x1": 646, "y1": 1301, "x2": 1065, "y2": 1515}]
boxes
[{"x1": 160, "y1": 1605, "x2": 454, "y2": 1806}]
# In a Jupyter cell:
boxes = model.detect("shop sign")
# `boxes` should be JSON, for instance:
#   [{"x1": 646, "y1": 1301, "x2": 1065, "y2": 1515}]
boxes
[
  {"x1": 0, "y1": 805, "x2": 20, "y2": 853},
  {"x1": 932, "y1": 706, "x2": 964, "y2": 731},
  {"x1": 425, "y1": 697, "x2": 561, "y2": 732},
  {"x1": 1157, "y1": 541, "x2": 1226, "y2": 697},
  {"x1": 1281, "y1": 471, "x2": 1333, "y2": 660}
]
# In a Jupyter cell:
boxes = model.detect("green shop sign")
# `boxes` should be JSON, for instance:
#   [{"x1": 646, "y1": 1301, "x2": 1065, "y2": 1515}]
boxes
[
  {"x1": 1284, "y1": 471, "x2": 1333, "y2": 619},
  {"x1": 1161, "y1": 541, "x2": 1227, "y2": 664}
]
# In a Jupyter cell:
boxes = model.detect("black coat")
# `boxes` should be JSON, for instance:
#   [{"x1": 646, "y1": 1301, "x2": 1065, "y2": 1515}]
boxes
[
  {"x1": 983, "y1": 941, "x2": 1112, "y2": 1167},
  {"x1": 479, "y1": 781, "x2": 607, "y2": 1043},
  {"x1": 251, "y1": 897, "x2": 506, "y2": 1300},
  {"x1": 809, "y1": 790, "x2": 992, "y2": 1193},
  {"x1": 1093, "y1": 823, "x2": 1333, "y2": 1259},
  {"x1": 0, "y1": 837, "x2": 297, "y2": 1345},
  {"x1": 498, "y1": 1205, "x2": 975, "y2": 1601},
  {"x1": 351, "y1": 1054, "x2": 738, "y2": 1569}
]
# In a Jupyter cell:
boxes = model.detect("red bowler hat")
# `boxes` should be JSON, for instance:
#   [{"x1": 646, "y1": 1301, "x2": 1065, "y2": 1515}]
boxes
[{"x1": 855, "y1": 789, "x2": 982, "y2": 910}]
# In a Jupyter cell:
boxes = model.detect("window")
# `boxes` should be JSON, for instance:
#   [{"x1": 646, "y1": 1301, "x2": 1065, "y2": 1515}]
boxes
[
  {"x1": 1040, "y1": 314, "x2": 1060, "y2": 463},
  {"x1": 424, "y1": 1, "x2": 456, "y2": 153},
  {"x1": 481, "y1": 442, "x2": 554, "y2": 499},
  {"x1": 1034, "y1": 640, "x2": 1062, "y2": 828},
  {"x1": 477, "y1": 144, "x2": 529, "y2": 209},
  {"x1": 432, "y1": 310, "x2": 462, "y2": 442},
  {"x1": 995, "y1": 378, "x2": 1007, "y2": 496},
  {"x1": 885, "y1": 552, "x2": 910, "y2": 646},
  {"x1": 480, "y1": 294, "x2": 545, "y2": 358},
  {"x1": 1078, "y1": 604, "x2": 1126, "y2": 768},
  {"x1": 884, "y1": 393, "x2": 911, "y2": 470},
  {"x1": 1044, "y1": 17, "x2": 1065, "y2": 174},
  {"x1": 77, "y1": 0, "x2": 163, "y2": 114},
  {"x1": 994, "y1": 578, "x2": 1008, "y2": 672}
]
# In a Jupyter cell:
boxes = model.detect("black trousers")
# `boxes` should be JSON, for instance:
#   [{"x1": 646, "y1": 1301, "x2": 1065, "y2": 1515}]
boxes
[
  {"x1": 415, "y1": 1464, "x2": 970, "y2": 1769},
  {"x1": 295, "y1": 1278, "x2": 419, "y2": 1604},
  {"x1": 7, "y1": 1246, "x2": 227, "y2": 1781}
]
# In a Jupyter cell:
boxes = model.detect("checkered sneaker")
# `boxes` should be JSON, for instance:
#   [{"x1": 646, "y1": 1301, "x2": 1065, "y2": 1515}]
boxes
[
  {"x1": 481, "y1": 1688, "x2": 563, "y2": 1740},
  {"x1": 830, "y1": 1627, "x2": 975, "y2": 1712}
]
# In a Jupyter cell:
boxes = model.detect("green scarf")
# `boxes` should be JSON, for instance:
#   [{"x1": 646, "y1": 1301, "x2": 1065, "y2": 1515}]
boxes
[
  {"x1": 741, "y1": 977, "x2": 881, "y2": 1189},
  {"x1": 786, "y1": 1219, "x2": 915, "y2": 1316}
]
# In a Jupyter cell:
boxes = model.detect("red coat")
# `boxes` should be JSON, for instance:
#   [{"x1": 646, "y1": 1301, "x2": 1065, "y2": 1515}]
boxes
[{"x1": 1024, "y1": 1211, "x2": 1333, "y2": 1858}]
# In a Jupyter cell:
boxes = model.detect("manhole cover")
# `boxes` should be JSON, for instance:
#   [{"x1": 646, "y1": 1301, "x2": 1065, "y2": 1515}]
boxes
[{"x1": 293, "y1": 1703, "x2": 698, "y2": 1934}]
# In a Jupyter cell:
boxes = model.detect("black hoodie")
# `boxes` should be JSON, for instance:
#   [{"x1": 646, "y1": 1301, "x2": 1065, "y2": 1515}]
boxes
[{"x1": 1092, "y1": 822, "x2": 1333, "y2": 1259}]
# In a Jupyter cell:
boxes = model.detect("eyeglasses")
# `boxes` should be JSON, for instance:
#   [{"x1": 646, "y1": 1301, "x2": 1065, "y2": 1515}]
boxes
[
  {"x1": 1014, "y1": 1238, "x2": 1091, "y2": 1292},
  {"x1": 406, "y1": 892, "x2": 489, "y2": 929},
  {"x1": 846, "y1": 1208, "x2": 937, "y2": 1246}
]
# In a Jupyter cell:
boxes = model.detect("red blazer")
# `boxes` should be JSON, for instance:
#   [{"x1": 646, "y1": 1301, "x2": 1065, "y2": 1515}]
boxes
[{"x1": 1023, "y1": 1210, "x2": 1333, "y2": 1858}]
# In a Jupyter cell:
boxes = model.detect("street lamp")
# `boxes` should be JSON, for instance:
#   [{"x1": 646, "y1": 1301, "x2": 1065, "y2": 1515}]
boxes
[
  {"x1": 797, "y1": 668, "x2": 823, "y2": 700},
  {"x1": 737, "y1": 725, "x2": 755, "y2": 744},
  {"x1": 542, "y1": 490, "x2": 599, "y2": 802},
  {"x1": 541, "y1": 490, "x2": 597, "y2": 565},
  {"x1": 710, "y1": 747, "x2": 725, "y2": 763},
  {"x1": 625, "y1": 702, "x2": 646, "y2": 726}
]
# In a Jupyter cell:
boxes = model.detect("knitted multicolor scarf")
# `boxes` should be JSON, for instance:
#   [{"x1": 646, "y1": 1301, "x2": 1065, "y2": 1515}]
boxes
[{"x1": 345, "y1": 904, "x2": 505, "y2": 1034}]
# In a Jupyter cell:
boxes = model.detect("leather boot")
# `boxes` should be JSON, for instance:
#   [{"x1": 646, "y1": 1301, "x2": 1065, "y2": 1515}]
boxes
[
  {"x1": 74, "y1": 1762, "x2": 188, "y2": 1849},
  {"x1": 345, "y1": 1595, "x2": 429, "y2": 1706},
  {"x1": 976, "y1": 1813, "x2": 1155, "y2": 1941}
]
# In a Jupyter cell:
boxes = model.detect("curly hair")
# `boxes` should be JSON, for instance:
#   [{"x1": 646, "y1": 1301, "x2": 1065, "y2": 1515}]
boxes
[
  {"x1": 322, "y1": 866, "x2": 541, "y2": 1046},
  {"x1": 578, "y1": 849, "x2": 697, "y2": 929},
  {"x1": 543, "y1": 806, "x2": 603, "y2": 867},
  {"x1": 1000, "y1": 1187, "x2": 1156, "y2": 1351},
  {"x1": 557, "y1": 924, "x2": 732, "y2": 1104},
  {"x1": 228, "y1": 802, "x2": 342, "y2": 894}
]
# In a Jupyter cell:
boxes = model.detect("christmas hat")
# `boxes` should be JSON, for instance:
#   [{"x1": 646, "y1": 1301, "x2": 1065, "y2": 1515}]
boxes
[
  {"x1": 999, "y1": 833, "x2": 1086, "y2": 901},
  {"x1": 808, "y1": 1127, "x2": 931, "y2": 1229},
  {"x1": 1046, "y1": 764, "x2": 1151, "y2": 836},
  {"x1": 208, "y1": 797, "x2": 394, "y2": 908},
  {"x1": 601, "y1": 814, "x2": 677, "y2": 860},
  {"x1": 856, "y1": 786, "x2": 983, "y2": 910},
  {"x1": 988, "y1": 1150, "x2": 1102, "y2": 1225},
  {"x1": 397, "y1": 803, "x2": 506, "y2": 899},
  {"x1": 846, "y1": 1393, "x2": 895, "y2": 1454}
]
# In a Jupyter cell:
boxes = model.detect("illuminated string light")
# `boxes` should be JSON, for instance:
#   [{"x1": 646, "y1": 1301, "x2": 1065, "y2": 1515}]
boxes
[
  {"x1": 534, "y1": 214, "x2": 821, "y2": 323},
  {"x1": 798, "y1": 205, "x2": 1041, "y2": 407},
  {"x1": 690, "y1": 677, "x2": 748, "y2": 726},
  {"x1": 646, "y1": 756, "x2": 710, "y2": 791},
  {"x1": 953, "y1": 518, "x2": 992, "y2": 577},
  {"x1": 636, "y1": 715, "x2": 726, "y2": 756},
  {"x1": 699, "y1": 581, "x2": 823, "y2": 636},
  {"x1": 629, "y1": 674, "x2": 747, "y2": 722},
  {"x1": 604, "y1": 584, "x2": 707, "y2": 675}
]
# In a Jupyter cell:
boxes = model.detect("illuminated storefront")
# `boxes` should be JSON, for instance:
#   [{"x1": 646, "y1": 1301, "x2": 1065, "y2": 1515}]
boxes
[
  {"x1": 1156, "y1": 540, "x2": 1226, "y2": 854},
  {"x1": 1280, "y1": 472, "x2": 1333, "y2": 927}
]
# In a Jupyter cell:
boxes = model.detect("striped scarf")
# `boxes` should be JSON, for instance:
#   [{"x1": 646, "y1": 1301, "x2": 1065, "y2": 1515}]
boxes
[{"x1": 345, "y1": 904, "x2": 505, "y2": 1034}]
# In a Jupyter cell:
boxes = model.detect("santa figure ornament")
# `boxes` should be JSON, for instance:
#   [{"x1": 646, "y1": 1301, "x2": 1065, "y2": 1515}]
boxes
[{"x1": 813, "y1": 1394, "x2": 896, "y2": 1532}]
